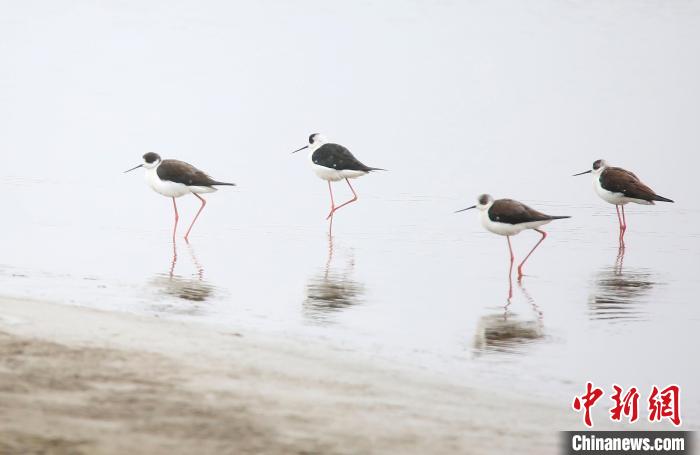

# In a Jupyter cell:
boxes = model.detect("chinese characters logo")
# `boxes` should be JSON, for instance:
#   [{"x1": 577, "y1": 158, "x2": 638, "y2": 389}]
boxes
[{"x1": 572, "y1": 382, "x2": 681, "y2": 427}]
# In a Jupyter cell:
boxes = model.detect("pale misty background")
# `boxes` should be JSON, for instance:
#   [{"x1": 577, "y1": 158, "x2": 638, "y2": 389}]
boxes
[{"x1": 1, "y1": 0, "x2": 700, "y2": 427}]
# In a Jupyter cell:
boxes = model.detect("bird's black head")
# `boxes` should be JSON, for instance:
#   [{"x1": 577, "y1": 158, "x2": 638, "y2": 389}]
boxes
[
  {"x1": 454, "y1": 193, "x2": 492, "y2": 214},
  {"x1": 143, "y1": 152, "x2": 161, "y2": 164},
  {"x1": 478, "y1": 194, "x2": 492, "y2": 206},
  {"x1": 293, "y1": 133, "x2": 326, "y2": 154},
  {"x1": 124, "y1": 152, "x2": 161, "y2": 173},
  {"x1": 574, "y1": 159, "x2": 607, "y2": 177}
]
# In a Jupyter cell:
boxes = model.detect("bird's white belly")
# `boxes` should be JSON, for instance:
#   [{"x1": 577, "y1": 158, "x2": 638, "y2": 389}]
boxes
[
  {"x1": 145, "y1": 169, "x2": 191, "y2": 198},
  {"x1": 310, "y1": 163, "x2": 367, "y2": 182},
  {"x1": 593, "y1": 177, "x2": 651, "y2": 205},
  {"x1": 480, "y1": 213, "x2": 550, "y2": 236},
  {"x1": 594, "y1": 178, "x2": 626, "y2": 205}
]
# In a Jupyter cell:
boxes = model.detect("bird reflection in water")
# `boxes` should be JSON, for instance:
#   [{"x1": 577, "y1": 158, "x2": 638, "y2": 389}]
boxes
[
  {"x1": 303, "y1": 234, "x2": 365, "y2": 324},
  {"x1": 150, "y1": 242, "x2": 215, "y2": 308},
  {"x1": 474, "y1": 281, "x2": 544, "y2": 355},
  {"x1": 588, "y1": 246, "x2": 656, "y2": 323}
]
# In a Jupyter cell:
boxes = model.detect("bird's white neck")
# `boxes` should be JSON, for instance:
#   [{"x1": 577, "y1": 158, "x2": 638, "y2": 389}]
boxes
[{"x1": 478, "y1": 207, "x2": 492, "y2": 228}]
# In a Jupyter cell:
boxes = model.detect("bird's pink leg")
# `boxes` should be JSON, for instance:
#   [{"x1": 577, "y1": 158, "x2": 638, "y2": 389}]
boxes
[
  {"x1": 326, "y1": 181, "x2": 336, "y2": 220},
  {"x1": 517, "y1": 229, "x2": 547, "y2": 279},
  {"x1": 615, "y1": 205, "x2": 627, "y2": 247},
  {"x1": 326, "y1": 178, "x2": 358, "y2": 220},
  {"x1": 620, "y1": 205, "x2": 627, "y2": 239},
  {"x1": 507, "y1": 236, "x2": 514, "y2": 301},
  {"x1": 172, "y1": 197, "x2": 179, "y2": 242},
  {"x1": 615, "y1": 205, "x2": 623, "y2": 247},
  {"x1": 184, "y1": 194, "x2": 207, "y2": 242}
]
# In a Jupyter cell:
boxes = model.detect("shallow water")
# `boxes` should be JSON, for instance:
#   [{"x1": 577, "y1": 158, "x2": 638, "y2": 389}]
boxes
[{"x1": 2, "y1": 0, "x2": 700, "y2": 428}]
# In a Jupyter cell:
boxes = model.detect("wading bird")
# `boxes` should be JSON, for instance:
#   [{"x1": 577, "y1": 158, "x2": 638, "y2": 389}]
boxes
[
  {"x1": 125, "y1": 152, "x2": 235, "y2": 241},
  {"x1": 573, "y1": 159, "x2": 673, "y2": 245},
  {"x1": 292, "y1": 134, "x2": 385, "y2": 225},
  {"x1": 456, "y1": 194, "x2": 570, "y2": 281}
]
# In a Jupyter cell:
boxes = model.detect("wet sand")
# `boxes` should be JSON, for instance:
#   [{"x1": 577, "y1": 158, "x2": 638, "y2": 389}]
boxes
[{"x1": 0, "y1": 296, "x2": 570, "y2": 454}]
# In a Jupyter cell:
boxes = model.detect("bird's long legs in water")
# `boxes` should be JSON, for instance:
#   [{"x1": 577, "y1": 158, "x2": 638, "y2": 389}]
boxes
[
  {"x1": 621, "y1": 205, "x2": 627, "y2": 242},
  {"x1": 506, "y1": 236, "x2": 515, "y2": 301},
  {"x1": 326, "y1": 179, "x2": 359, "y2": 220},
  {"x1": 615, "y1": 204, "x2": 628, "y2": 247},
  {"x1": 185, "y1": 194, "x2": 207, "y2": 242},
  {"x1": 326, "y1": 181, "x2": 336, "y2": 220},
  {"x1": 517, "y1": 229, "x2": 547, "y2": 280},
  {"x1": 171, "y1": 197, "x2": 179, "y2": 242}
]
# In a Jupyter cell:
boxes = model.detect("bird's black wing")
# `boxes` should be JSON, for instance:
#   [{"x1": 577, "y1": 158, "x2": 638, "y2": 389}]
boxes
[
  {"x1": 311, "y1": 143, "x2": 373, "y2": 171},
  {"x1": 157, "y1": 159, "x2": 220, "y2": 186},
  {"x1": 600, "y1": 167, "x2": 659, "y2": 201},
  {"x1": 488, "y1": 199, "x2": 555, "y2": 224}
]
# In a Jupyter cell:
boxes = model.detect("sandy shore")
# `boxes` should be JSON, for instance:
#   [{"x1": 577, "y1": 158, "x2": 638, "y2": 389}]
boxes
[{"x1": 0, "y1": 296, "x2": 570, "y2": 454}]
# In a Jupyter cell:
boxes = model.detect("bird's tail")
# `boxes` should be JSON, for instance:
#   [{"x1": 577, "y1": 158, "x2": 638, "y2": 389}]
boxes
[
  {"x1": 211, "y1": 181, "x2": 236, "y2": 186},
  {"x1": 367, "y1": 167, "x2": 387, "y2": 172},
  {"x1": 652, "y1": 194, "x2": 674, "y2": 203},
  {"x1": 548, "y1": 215, "x2": 571, "y2": 220}
]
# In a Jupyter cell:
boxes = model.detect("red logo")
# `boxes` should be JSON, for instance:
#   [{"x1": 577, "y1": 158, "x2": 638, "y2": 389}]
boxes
[
  {"x1": 573, "y1": 383, "x2": 682, "y2": 427},
  {"x1": 648, "y1": 384, "x2": 681, "y2": 426},
  {"x1": 610, "y1": 384, "x2": 640, "y2": 423},
  {"x1": 572, "y1": 382, "x2": 604, "y2": 428}
]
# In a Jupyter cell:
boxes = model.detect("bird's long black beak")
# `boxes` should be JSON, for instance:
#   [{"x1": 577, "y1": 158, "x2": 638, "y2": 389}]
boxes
[
  {"x1": 292, "y1": 145, "x2": 308, "y2": 154},
  {"x1": 454, "y1": 205, "x2": 476, "y2": 213},
  {"x1": 124, "y1": 164, "x2": 143, "y2": 173},
  {"x1": 572, "y1": 170, "x2": 592, "y2": 176}
]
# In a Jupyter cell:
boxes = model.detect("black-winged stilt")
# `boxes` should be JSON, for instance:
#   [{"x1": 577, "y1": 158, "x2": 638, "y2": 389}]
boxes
[
  {"x1": 125, "y1": 152, "x2": 235, "y2": 241},
  {"x1": 456, "y1": 194, "x2": 570, "y2": 281},
  {"x1": 573, "y1": 159, "x2": 673, "y2": 245},
  {"x1": 292, "y1": 134, "x2": 385, "y2": 223}
]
